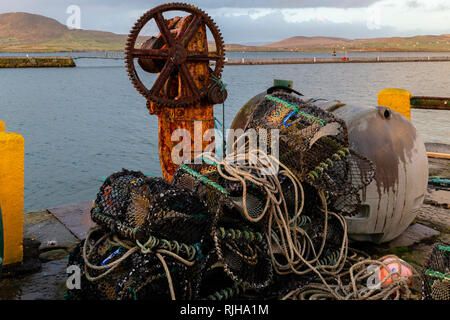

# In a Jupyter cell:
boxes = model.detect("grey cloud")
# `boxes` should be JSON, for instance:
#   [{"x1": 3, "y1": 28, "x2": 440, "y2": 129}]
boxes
[
  {"x1": 1, "y1": 0, "x2": 446, "y2": 43},
  {"x1": 213, "y1": 11, "x2": 398, "y2": 43},
  {"x1": 187, "y1": 0, "x2": 383, "y2": 9},
  {"x1": 0, "y1": 0, "x2": 385, "y2": 36},
  {"x1": 406, "y1": 0, "x2": 449, "y2": 11},
  {"x1": 1, "y1": 0, "x2": 383, "y2": 11},
  {"x1": 406, "y1": 0, "x2": 420, "y2": 8}
]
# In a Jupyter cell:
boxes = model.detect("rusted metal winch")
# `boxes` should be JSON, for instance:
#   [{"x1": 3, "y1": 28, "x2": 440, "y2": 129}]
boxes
[{"x1": 125, "y1": 3, "x2": 227, "y2": 181}]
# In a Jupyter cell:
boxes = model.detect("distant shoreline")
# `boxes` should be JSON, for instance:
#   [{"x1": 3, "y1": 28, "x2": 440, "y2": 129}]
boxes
[
  {"x1": 1, "y1": 49, "x2": 450, "y2": 53},
  {"x1": 225, "y1": 56, "x2": 450, "y2": 65},
  {"x1": 2, "y1": 13, "x2": 449, "y2": 55}
]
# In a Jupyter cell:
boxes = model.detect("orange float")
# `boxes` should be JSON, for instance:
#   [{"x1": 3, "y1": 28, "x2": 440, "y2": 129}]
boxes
[{"x1": 379, "y1": 257, "x2": 413, "y2": 286}]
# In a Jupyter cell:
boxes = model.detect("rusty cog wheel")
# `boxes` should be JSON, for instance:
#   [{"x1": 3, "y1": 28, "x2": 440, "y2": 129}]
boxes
[{"x1": 125, "y1": 3, "x2": 225, "y2": 108}]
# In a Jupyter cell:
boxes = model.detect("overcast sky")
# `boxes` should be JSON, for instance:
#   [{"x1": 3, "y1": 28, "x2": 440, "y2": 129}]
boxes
[{"x1": 1, "y1": 0, "x2": 449, "y2": 44}]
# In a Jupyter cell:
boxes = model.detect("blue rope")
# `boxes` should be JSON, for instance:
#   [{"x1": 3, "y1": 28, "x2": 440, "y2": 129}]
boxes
[
  {"x1": 283, "y1": 110, "x2": 297, "y2": 128},
  {"x1": 101, "y1": 246, "x2": 126, "y2": 266},
  {"x1": 210, "y1": 74, "x2": 228, "y2": 93},
  {"x1": 211, "y1": 74, "x2": 227, "y2": 155},
  {"x1": 214, "y1": 117, "x2": 226, "y2": 158}
]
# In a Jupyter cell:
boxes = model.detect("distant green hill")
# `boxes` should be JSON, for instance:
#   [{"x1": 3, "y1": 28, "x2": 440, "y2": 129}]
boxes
[
  {"x1": 262, "y1": 35, "x2": 450, "y2": 52},
  {"x1": 1, "y1": 12, "x2": 449, "y2": 52}
]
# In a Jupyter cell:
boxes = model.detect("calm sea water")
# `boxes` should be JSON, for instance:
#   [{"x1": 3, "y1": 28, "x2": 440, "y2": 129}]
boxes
[{"x1": 0, "y1": 51, "x2": 449, "y2": 211}]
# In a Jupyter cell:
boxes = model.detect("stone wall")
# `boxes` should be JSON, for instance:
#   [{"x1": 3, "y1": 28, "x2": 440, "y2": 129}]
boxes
[{"x1": 0, "y1": 56, "x2": 76, "y2": 68}]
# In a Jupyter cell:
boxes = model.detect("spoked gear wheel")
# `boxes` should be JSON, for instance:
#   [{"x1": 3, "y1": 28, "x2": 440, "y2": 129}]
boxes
[{"x1": 125, "y1": 3, "x2": 225, "y2": 107}]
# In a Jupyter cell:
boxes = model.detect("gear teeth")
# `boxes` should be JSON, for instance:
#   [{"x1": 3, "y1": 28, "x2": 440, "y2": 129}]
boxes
[{"x1": 124, "y1": 3, "x2": 225, "y2": 108}]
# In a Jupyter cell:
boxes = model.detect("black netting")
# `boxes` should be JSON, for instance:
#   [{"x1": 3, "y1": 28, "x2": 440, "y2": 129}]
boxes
[
  {"x1": 66, "y1": 232, "x2": 200, "y2": 300},
  {"x1": 173, "y1": 163, "x2": 274, "y2": 289},
  {"x1": 213, "y1": 227, "x2": 273, "y2": 289},
  {"x1": 422, "y1": 243, "x2": 449, "y2": 300},
  {"x1": 91, "y1": 169, "x2": 211, "y2": 244},
  {"x1": 67, "y1": 91, "x2": 378, "y2": 300},
  {"x1": 244, "y1": 92, "x2": 375, "y2": 215}
]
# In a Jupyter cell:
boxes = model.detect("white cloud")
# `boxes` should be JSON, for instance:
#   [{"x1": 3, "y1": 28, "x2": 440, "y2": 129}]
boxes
[
  {"x1": 0, "y1": 0, "x2": 448, "y2": 42},
  {"x1": 210, "y1": 0, "x2": 450, "y2": 38},
  {"x1": 280, "y1": 8, "x2": 356, "y2": 24},
  {"x1": 248, "y1": 9, "x2": 272, "y2": 20},
  {"x1": 369, "y1": 0, "x2": 450, "y2": 34},
  {"x1": 210, "y1": 8, "x2": 274, "y2": 19}
]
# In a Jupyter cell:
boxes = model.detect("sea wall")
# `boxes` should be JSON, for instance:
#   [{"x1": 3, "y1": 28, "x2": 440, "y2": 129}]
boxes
[
  {"x1": 0, "y1": 56, "x2": 76, "y2": 68},
  {"x1": 225, "y1": 56, "x2": 450, "y2": 65}
]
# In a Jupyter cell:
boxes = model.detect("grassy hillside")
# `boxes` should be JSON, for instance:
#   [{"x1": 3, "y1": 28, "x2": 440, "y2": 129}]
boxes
[
  {"x1": 0, "y1": 12, "x2": 126, "y2": 52},
  {"x1": 264, "y1": 36, "x2": 350, "y2": 48},
  {"x1": 262, "y1": 35, "x2": 450, "y2": 52}
]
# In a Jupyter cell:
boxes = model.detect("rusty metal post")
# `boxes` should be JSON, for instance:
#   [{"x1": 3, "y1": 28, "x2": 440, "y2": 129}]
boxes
[
  {"x1": 148, "y1": 17, "x2": 214, "y2": 181},
  {"x1": 125, "y1": 4, "x2": 226, "y2": 182}
]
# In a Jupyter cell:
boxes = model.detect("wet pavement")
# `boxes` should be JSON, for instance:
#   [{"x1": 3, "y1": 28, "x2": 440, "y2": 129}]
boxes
[
  {"x1": 48, "y1": 201, "x2": 95, "y2": 240},
  {"x1": 0, "y1": 202, "x2": 92, "y2": 300},
  {"x1": 0, "y1": 259, "x2": 68, "y2": 300}
]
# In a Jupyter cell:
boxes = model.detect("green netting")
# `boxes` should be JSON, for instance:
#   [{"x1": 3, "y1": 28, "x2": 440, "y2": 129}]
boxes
[
  {"x1": 422, "y1": 243, "x2": 449, "y2": 300},
  {"x1": 66, "y1": 90, "x2": 379, "y2": 300}
]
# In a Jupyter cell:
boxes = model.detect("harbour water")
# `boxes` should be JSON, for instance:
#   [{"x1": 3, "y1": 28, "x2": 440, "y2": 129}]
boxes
[{"x1": 0, "y1": 51, "x2": 449, "y2": 211}]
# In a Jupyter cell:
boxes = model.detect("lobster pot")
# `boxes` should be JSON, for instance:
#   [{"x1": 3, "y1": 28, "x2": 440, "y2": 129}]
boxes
[
  {"x1": 67, "y1": 231, "x2": 202, "y2": 300},
  {"x1": 241, "y1": 91, "x2": 375, "y2": 217},
  {"x1": 172, "y1": 163, "x2": 275, "y2": 290},
  {"x1": 91, "y1": 169, "x2": 211, "y2": 244},
  {"x1": 66, "y1": 169, "x2": 215, "y2": 300},
  {"x1": 422, "y1": 244, "x2": 449, "y2": 300},
  {"x1": 231, "y1": 88, "x2": 428, "y2": 243}
]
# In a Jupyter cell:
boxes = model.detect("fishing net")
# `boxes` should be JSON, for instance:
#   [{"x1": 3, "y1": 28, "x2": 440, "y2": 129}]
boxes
[
  {"x1": 172, "y1": 162, "x2": 274, "y2": 290},
  {"x1": 285, "y1": 254, "x2": 420, "y2": 300},
  {"x1": 91, "y1": 169, "x2": 211, "y2": 244},
  {"x1": 243, "y1": 92, "x2": 375, "y2": 216},
  {"x1": 422, "y1": 243, "x2": 450, "y2": 300},
  {"x1": 66, "y1": 91, "x2": 390, "y2": 300},
  {"x1": 66, "y1": 169, "x2": 213, "y2": 300},
  {"x1": 66, "y1": 234, "x2": 201, "y2": 300}
]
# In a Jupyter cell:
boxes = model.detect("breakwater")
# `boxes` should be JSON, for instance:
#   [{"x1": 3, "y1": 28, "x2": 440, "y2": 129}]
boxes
[
  {"x1": 0, "y1": 56, "x2": 76, "y2": 68},
  {"x1": 225, "y1": 55, "x2": 450, "y2": 65}
]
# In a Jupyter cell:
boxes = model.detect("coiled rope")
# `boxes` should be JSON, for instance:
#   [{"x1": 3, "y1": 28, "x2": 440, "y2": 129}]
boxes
[
  {"x1": 283, "y1": 255, "x2": 419, "y2": 300},
  {"x1": 200, "y1": 131, "x2": 418, "y2": 300},
  {"x1": 82, "y1": 129, "x2": 418, "y2": 300},
  {"x1": 201, "y1": 132, "x2": 347, "y2": 278},
  {"x1": 82, "y1": 227, "x2": 200, "y2": 300}
]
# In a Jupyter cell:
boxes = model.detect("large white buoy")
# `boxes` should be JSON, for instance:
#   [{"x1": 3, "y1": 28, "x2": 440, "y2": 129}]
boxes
[{"x1": 329, "y1": 102, "x2": 428, "y2": 243}]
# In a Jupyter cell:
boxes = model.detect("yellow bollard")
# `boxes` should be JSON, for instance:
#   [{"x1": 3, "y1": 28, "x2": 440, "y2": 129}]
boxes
[
  {"x1": 378, "y1": 88, "x2": 412, "y2": 120},
  {"x1": 0, "y1": 121, "x2": 24, "y2": 265}
]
